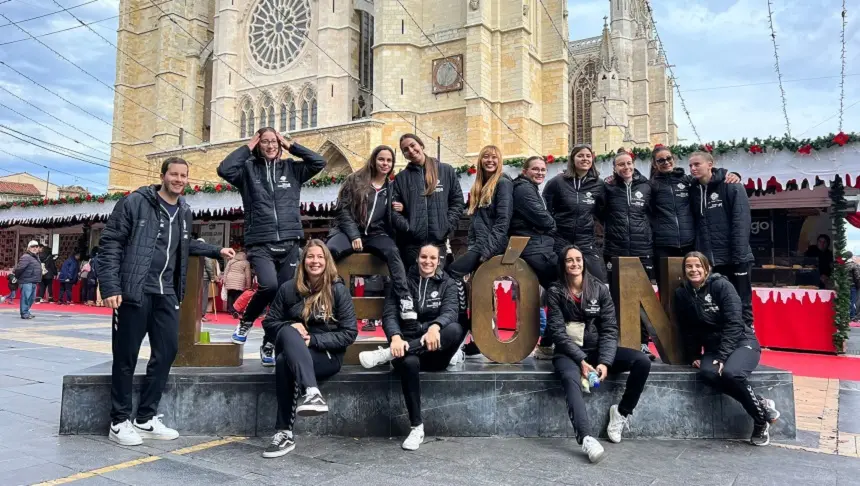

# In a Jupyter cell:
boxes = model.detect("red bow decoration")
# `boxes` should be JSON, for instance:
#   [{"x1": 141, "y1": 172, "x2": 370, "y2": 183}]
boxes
[
  {"x1": 749, "y1": 145, "x2": 763, "y2": 154},
  {"x1": 194, "y1": 185, "x2": 200, "y2": 191},
  {"x1": 85, "y1": 194, "x2": 92, "y2": 201},
  {"x1": 837, "y1": 256, "x2": 846, "y2": 265},
  {"x1": 98, "y1": 197, "x2": 105, "y2": 203},
  {"x1": 798, "y1": 144, "x2": 813, "y2": 155},
  {"x1": 546, "y1": 154, "x2": 555, "y2": 163},
  {"x1": 467, "y1": 166, "x2": 477, "y2": 175},
  {"x1": 330, "y1": 176, "x2": 336, "y2": 183},
  {"x1": 701, "y1": 144, "x2": 714, "y2": 153},
  {"x1": 833, "y1": 131, "x2": 849, "y2": 146},
  {"x1": 123, "y1": 191, "x2": 130, "y2": 196},
  {"x1": 654, "y1": 144, "x2": 665, "y2": 149},
  {"x1": 215, "y1": 184, "x2": 223, "y2": 192}
]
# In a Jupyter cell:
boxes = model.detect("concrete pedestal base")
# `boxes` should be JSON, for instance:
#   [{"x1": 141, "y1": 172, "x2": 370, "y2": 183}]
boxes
[{"x1": 60, "y1": 359, "x2": 796, "y2": 440}]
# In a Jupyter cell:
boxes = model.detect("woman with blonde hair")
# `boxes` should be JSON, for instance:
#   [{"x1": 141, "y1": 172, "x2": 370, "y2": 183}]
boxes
[
  {"x1": 260, "y1": 239, "x2": 357, "y2": 458},
  {"x1": 391, "y1": 133, "x2": 465, "y2": 270},
  {"x1": 447, "y1": 145, "x2": 513, "y2": 279}
]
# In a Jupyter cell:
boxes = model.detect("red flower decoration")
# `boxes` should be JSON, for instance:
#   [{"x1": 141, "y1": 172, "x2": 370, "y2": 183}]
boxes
[
  {"x1": 837, "y1": 256, "x2": 846, "y2": 265},
  {"x1": 702, "y1": 144, "x2": 714, "y2": 153},
  {"x1": 215, "y1": 184, "x2": 223, "y2": 192},
  {"x1": 85, "y1": 194, "x2": 92, "y2": 201},
  {"x1": 833, "y1": 131, "x2": 849, "y2": 146},
  {"x1": 43, "y1": 198, "x2": 48, "y2": 204},
  {"x1": 98, "y1": 197, "x2": 105, "y2": 203},
  {"x1": 330, "y1": 176, "x2": 336, "y2": 183},
  {"x1": 546, "y1": 154, "x2": 555, "y2": 163},
  {"x1": 654, "y1": 144, "x2": 665, "y2": 149},
  {"x1": 467, "y1": 166, "x2": 477, "y2": 175},
  {"x1": 226, "y1": 184, "x2": 233, "y2": 191},
  {"x1": 123, "y1": 191, "x2": 130, "y2": 196},
  {"x1": 798, "y1": 144, "x2": 813, "y2": 155},
  {"x1": 749, "y1": 145, "x2": 763, "y2": 154},
  {"x1": 311, "y1": 180, "x2": 318, "y2": 186},
  {"x1": 194, "y1": 185, "x2": 200, "y2": 191}
]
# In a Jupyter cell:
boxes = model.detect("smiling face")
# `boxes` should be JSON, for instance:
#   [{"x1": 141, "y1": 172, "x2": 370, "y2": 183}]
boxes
[
  {"x1": 400, "y1": 137, "x2": 425, "y2": 164},
  {"x1": 688, "y1": 155, "x2": 713, "y2": 180},
  {"x1": 614, "y1": 154, "x2": 634, "y2": 180},
  {"x1": 573, "y1": 148, "x2": 593, "y2": 173},
  {"x1": 523, "y1": 158, "x2": 547, "y2": 184},
  {"x1": 161, "y1": 162, "x2": 188, "y2": 197},
  {"x1": 684, "y1": 256, "x2": 708, "y2": 287},
  {"x1": 481, "y1": 148, "x2": 500, "y2": 174},
  {"x1": 653, "y1": 149, "x2": 675, "y2": 173},
  {"x1": 304, "y1": 245, "x2": 326, "y2": 278},
  {"x1": 374, "y1": 149, "x2": 394, "y2": 177},
  {"x1": 417, "y1": 245, "x2": 440, "y2": 278},
  {"x1": 563, "y1": 247, "x2": 584, "y2": 278},
  {"x1": 259, "y1": 129, "x2": 280, "y2": 160}
]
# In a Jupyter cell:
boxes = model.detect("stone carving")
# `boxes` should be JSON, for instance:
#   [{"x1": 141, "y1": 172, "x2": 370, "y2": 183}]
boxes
[
  {"x1": 523, "y1": 4, "x2": 529, "y2": 16},
  {"x1": 432, "y1": 54, "x2": 464, "y2": 94},
  {"x1": 247, "y1": 0, "x2": 311, "y2": 72},
  {"x1": 469, "y1": 0, "x2": 479, "y2": 11}
]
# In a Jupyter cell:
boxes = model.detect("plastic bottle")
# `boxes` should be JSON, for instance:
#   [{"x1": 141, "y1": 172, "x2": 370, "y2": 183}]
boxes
[{"x1": 587, "y1": 370, "x2": 600, "y2": 389}]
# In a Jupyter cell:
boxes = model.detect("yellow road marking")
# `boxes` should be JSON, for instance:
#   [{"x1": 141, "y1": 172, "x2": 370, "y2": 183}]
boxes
[
  {"x1": 9, "y1": 323, "x2": 110, "y2": 332},
  {"x1": 32, "y1": 437, "x2": 246, "y2": 485}
]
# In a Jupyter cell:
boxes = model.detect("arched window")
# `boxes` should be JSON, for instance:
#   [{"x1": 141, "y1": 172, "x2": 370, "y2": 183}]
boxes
[
  {"x1": 311, "y1": 98, "x2": 318, "y2": 128},
  {"x1": 240, "y1": 111, "x2": 247, "y2": 138},
  {"x1": 301, "y1": 88, "x2": 317, "y2": 129},
  {"x1": 259, "y1": 97, "x2": 275, "y2": 129},
  {"x1": 572, "y1": 62, "x2": 597, "y2": 145},
  {"x1": 289, "y1": 101, "x2": 297, "y2": 131},
  {"x1": 280, "y1": 103, "x2": 287, "y2": 132},
  {"x1": 241, "y1": 99, "x2": 254, "y2": 138}
]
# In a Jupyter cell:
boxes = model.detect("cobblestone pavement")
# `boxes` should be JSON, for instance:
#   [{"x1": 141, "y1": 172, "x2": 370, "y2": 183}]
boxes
[{"x1": 1, "y1": 309, "x2": 859, "y2": 485}]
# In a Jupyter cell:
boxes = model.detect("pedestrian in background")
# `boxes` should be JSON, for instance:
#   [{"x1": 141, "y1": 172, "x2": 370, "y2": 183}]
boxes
[
  {"x1": 846, "y1": 251, "x2": 860, "y2": 320},
  {"x1": 38, "y1": 244, "x2": 57, "y2": 303},
  {"x1": 58, "y1": 251, "x2": 81, "y2": 305},
  {"x1": 222, "y1": 251, "x2": 252, "y2": 319},
  {"x1": 14, "y1": 241, "x2": 43, "y2": 319}
]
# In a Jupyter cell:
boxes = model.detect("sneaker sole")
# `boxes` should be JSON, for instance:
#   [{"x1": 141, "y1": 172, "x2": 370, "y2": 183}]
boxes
[
  {"x1": 296, "y1": 405, "x2": 329, "y2": 416},
  {"x1": 261, "y1": 360, "x2": 275, "y2": 368},
  {"x1": 109, "y1": 431, "x2": 143, "y2": 446},
  {"x1": 402, "y1": 439, "x2": 423, "y2": 451},
  {"x1": 588, "y1": 451, "x2": 606, "y2": 464},
  {"x1": 750, "y1": 438, "x2": 770, "y2": 446},
  {"x1": 262, "y1": 443, "x2": 296, "y2": 458},
  {"x1": 135, "y1": 429, "x2": 179, "y2": 441},
  {"x1": 359, "y1": 356, "x2": 379, "y2": 369},
  {"x1": 231, "y1": 336, "x2": 248, "y2": 344}
]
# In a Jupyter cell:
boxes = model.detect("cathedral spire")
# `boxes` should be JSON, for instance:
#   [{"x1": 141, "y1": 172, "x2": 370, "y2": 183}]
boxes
[{"x1": 599, "y1": 17, "x2": 617, "y2": 72}]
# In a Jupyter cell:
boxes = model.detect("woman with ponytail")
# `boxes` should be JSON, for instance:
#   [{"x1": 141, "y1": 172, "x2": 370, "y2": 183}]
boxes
[{"x1": 391, "y1": 134, "x2": 466, "y2": 270}]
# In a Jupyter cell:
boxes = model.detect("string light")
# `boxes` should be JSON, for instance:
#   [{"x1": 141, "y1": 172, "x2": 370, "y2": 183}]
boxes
[
  {"x1": 839, "y1": 0, "x2": 847, "y2": 132},
  {"x1": 766, "y1": 0, "x2": 792, "y2": 138}
]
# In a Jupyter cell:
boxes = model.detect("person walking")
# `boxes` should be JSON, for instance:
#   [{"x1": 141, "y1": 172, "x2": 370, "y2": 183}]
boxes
[
  {"x1": 57, "y1": 251, "x2": 81, "y2": 305},
  {"x1": 218, "y1": 127, "x2": 326, "y2": 366},
  {"x1": 358, "y1": 243, "x2": 465, "y2": 451},
  {"x1": 14, "y1": 241, "x2": 43, "y2": 319},
  {"x1": 38, "y1": 245, "x2": 57, "y2": 303},
  {"x1": 100, "y1": 157, "x2": 234, "y2": 447},
  {"x1": 674, "y1": 252, "x2": 780, "y2": 446},
  {"x1": 222, "y1": 251, "x2": 252, "y2": 318},
  {"x1": 1, "y1": 272, "x2": 18, "y2": 305},
  {"x1": 84, "y1": 247, "x2": 100, "y2": 306},
  {"x1": 847, "y1": 252, "x2": 860, "y2": 320},
  {"x1": 546, "y1": 245, "x2": 652, "y2": 463},
  {"x1": 260, "y1": 240, "x2": 357, "y2": 458}
]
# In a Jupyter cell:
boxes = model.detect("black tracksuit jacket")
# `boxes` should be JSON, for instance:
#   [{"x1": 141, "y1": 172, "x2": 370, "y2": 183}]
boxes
[
  {"x1": 329, "y1": 176, "x2": 395, "y2": 241},
  {"x1": 546, "y1": 274, "x2": 619, "y2": 366},
  {"x1": 602, "y1": 170, "x2": 653, "y2": 258},
  {"x1": 390, "y1": 159, "x2": 465, "y2": 246},
  {"x1": 542, "y1": 170, "x2": 605, "y2": 250},
  {"x1": 467, "y1": 174, "x2": 514, "y2": 260},
  {"x1": 691, "y1": 170, "x2": 754, "y2": 267},
  {"x1": 382, "y1": 267, "x2": 459, "y2": 340}
]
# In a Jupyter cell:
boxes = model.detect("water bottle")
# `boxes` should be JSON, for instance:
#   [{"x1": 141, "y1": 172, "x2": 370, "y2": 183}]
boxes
[{"x1": 587, "y1": 370, "x2": 600, "y2": 389}]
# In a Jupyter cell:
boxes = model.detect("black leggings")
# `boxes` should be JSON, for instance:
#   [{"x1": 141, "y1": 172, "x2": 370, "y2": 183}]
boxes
[
  {"x1": 327, "y1": 232, "x2": 410, "y2": 300},
  {"x1": 699, "y1": 341, "x2": 765, "y2": 425},
  {"x1": 712, "y1": 262, "x2": 754, "y2": 330},
  {"x1": 447, "y1": 250, "x2": 483, "y2": 280},
  {"x1": 554, "y1": 347, "x2": 652, "y2": 443},
  {"x1": 392, "y1": 322, "x2": 465, "y2": 427},
  {"x1": 244, "y1": 241, "x2": 301, "y2": 344},
  {"x1": 274, "y1": 326, "x2": 343, "y2": 431}
]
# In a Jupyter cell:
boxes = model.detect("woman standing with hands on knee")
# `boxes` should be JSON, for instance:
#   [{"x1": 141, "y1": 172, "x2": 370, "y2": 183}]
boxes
[
  {"x1": 357, "y1": 244, "x2": 465, "y2": 451},
  {"x1": 260, "y1": 240, "x2": 357, "y2": 459},
  {"x1": 673, "y1": 252, "x2": 779, "y2": 446}
]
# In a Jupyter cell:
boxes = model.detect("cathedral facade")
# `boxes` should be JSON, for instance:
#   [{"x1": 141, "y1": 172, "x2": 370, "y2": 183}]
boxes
[{"x1": 108, "y1": 0, "x2": 675, "y2": 190}]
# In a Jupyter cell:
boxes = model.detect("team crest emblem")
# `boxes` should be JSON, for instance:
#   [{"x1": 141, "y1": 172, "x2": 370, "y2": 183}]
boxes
[
  {"x1": 279, "y1": 176, "x2": 287, "y2": 182},
  {"x1": 586, "y1": 192, "x2": 592, "y2": 197},
  {"x1": 431, "y1": 291, "x2": 439, "y2": 298},
  {"x1": 677, "y1": 183, "x2": 685, "y2": 189},
  {"x1": 634, "y1": 191, "x2": 643, "y2": 199},
  {"x1": 704, "y1": 294, "x2": 712, "y2": 303},
  {"x1": 710, "y1": 192, "x2": 719, "y2": 201},
  {"x1": 590, "y1": 299, "x2": 597, "y2": 305}
]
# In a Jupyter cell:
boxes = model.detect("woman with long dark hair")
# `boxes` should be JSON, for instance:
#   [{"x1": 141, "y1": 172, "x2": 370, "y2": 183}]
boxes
[
  {"x1": 447, "y1": 145, "x2": 513, "y2": 278},
  {"x1": 357, "y1": 244, "x2": 465, "y2": 451},
  {"x1": 261, "y1": 239, "x2": 357, "y2": 458},
  {"x1": 543, "y1": 144, "x2": 607, "y2": 282},
  {"x1": 218, "y1": 127, "x2": 326, "y2": 366},
  {"x1": 673, "y1": 252, "x2": 779, "y2": 446},
  {"x1": 327, "y1": 145, "x2": 415, "y2": 321},
  {"x1": 546, "y1": 245, "x2": 652, "y2": 463},
  {"x1": 391, "y1": 133, "x2": 465, "y2": 270}
]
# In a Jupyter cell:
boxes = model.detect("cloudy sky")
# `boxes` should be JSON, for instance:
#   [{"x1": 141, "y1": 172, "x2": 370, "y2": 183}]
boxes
[{"x1": 0, "y1": 1, "x2": 856, "y2": 194}]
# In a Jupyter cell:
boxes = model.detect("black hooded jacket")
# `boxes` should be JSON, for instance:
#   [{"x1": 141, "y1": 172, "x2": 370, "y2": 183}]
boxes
[
  {"x1": 546, "y1": 273, "x2": 618, "y2": 366},
  {"x1": 391, "y1": 158, "x2": 465, "y2": 246},
  {"x1": 673, "y1": 273, "x2": 757, "y2": 362},
  {"x1": 509, "y1": 175, "x2": 556, "y2": 249},
  {"x1": 542, "y1": 170, "x2": 605, "y2": 250},
  {"x1": 217, "y1": 144, "x2": 326, "y2": 246},
  {"x1": 467, "y1": 174, "x2": 514, "y2": 260},
  {"x1": 329, "y1": 176, "x2": 394, "y2": 241},
  {"x1": 382, "y1": 266, "x2": 459, "y2": 340},
  {"x1": 603, "y1": 169, "x2": 653, "y2": 258},
  {"x1": 98, "y1": 185, "x2": 222, "y2": 306},
  {"x1": 261, "y1": 278, "x2": 358, "y2": 353},
  {"x1": 691, "y1": 170, "x2": 754, "y2": 266}
]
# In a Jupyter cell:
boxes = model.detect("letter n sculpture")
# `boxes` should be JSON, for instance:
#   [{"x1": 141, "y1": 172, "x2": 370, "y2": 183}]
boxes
[{"x1": 471, "y1": 236, "x2": 541, "y2": 363}]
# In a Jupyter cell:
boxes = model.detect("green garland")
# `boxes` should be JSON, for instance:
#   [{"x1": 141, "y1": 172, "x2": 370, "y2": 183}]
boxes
[{"x1": 829, "y1": 176, "x2": 851, "y2": 352}]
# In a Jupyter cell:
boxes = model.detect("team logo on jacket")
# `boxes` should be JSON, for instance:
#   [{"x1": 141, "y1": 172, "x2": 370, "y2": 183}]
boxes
[
  {"x1": 677, "y1": 183, "x2": 685, "y2": 189},
  {"x1": 585, "y1": 298, "x2": 600, "y2": 314},
  {"x1": 434, "y1": 180, "x2": 444, "y2": 193},
  {"x1": 583, "y1": 191, "x2": 595, "y2": 204},
  {"x1": 704, "y1": 294, "x2": 712, "y2": 303},
  {"x1": 277, "y1": 175, "x2": 291, "y2": 189},
  {"x1": 707, "y1": 191, "x2": 723, "y2": 209},
  {"x1": 703, "y1": 293, "x2": 720, "y2": 312},
  {"x1": 631, "y1": 190, "x2": 645, "y2": 207},
  {"x1": 431, "y1": 291, "x2": 439, "y2": 298}
]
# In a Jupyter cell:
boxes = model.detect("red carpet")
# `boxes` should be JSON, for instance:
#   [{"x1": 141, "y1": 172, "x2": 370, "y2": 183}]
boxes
[
  {"x1": 851, "y1": 321, "x2": 860, "y2": 328},
  {"x1": 760, "y1": 349, "x2": 860, "y2": 380}
]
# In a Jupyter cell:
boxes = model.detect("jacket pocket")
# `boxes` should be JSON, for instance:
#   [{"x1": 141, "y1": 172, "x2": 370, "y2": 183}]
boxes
[{"x1": 565, "y1": 321, "x2": 585, "y2": 346}]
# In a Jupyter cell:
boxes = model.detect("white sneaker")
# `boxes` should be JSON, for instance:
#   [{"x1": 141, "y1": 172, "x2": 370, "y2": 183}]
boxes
[
  {"x1": 400, "y1": 298, "x2": 418, "y2": 321},
  {"x1": 359, "y1": 346, "x2": 393, "y2": 369},
  {"x1": 531, "y1": 345, "x2": 554, "y2": 360},
  {"x1": 581, "y1": 436, "x2": 605, "y2": 463},
  {"x1": 402, "y1": 423, "x2": 424, "y2": 451},
  {"x1": 133, "y1": 415, "x2": 179, "y2": 440},
  {"x1": 109, "y1": 419, "x2": 143, "y2": 446},
  {"x1": 606, "y1": 404, "x2": 630, "y2": 444},
  {"x1": 447, "y1": 349, "x2": 466, "y2": 368}
]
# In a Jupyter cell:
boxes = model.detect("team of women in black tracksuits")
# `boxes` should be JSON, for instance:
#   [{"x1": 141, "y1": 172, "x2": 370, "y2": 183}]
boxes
[{"x1": 219, "y1": 128, "x2": 769, "y2": 461}]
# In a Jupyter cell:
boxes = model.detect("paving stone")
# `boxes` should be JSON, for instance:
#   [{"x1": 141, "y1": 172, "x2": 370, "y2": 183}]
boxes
[
  {"x1": 0, "y1": 462, "x2": 75, "y2": 486},
  {"x1": 0, "y1": 374, "x2": 38, "y2": 388},
  {"x1": 4, "y1": 381, "x2": 64, "y2": 400},
  {"x1": 12, "y1": 436, "x2": 151, "y2": 471},
  {"x1": 838, "y1": 390, "x2": 860, "y2": 434},
  {"x1": 100, "y1": 457, "x2": 240, "y2": 486}
]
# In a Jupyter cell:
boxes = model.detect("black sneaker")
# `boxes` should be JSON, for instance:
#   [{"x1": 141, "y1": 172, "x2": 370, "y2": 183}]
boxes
[
  {"x1": 262, "y1": 430, "x2": 295, "y2": 458},
  {"x1": 260, "y1": 343, "x2": 275, "y2": 367},
  {"x1": 640, "y1": 344, "x2": 656, "y2": 361},
  {"x1": 750, "y1": 422, "x2": 770, "y2": 446},
  {"x1": 361, "y1": 320, "x2": 376, "y2": 332},
  {"x1": 296, "y1": 393, "x2": 328, "y2": 416},
  {"x1": 463, "y1": 341, "x2": 482, "y2": 356},
  {"x1": 758, "y1": 397, "x2": 781, "y2": 423}
]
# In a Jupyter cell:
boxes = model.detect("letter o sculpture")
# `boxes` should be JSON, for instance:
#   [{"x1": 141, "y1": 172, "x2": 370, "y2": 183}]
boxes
[{"x1": 470, "y1": 237, "x2": 541, "y2": 363}]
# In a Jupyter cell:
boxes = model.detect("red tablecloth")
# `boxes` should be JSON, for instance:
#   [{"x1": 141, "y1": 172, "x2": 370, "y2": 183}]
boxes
[{"x1": 752, "y1": 288, "x2": 837, "y2": 353}]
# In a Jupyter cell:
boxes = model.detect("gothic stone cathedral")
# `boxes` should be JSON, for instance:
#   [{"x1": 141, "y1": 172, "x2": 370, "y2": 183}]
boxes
[{"x1": 108, "y1": 0, "x2": 675, "y2": 190}]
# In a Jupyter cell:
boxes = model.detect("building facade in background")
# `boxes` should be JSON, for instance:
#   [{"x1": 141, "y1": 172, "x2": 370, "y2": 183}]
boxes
[{"x1": 108, "y1": 0, "x2": 674, "y2": 190}]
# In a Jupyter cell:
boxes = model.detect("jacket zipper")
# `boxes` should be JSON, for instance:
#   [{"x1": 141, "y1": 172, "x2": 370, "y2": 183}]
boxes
[
  {"x1": 365, "y1": 188, "x2": 380, "y2": 236},
  {"x1": 157, "y1": 205, "x2": 177, "y2": 295},
  {"x1": 625, "y1": 182, "x2": 632, "y2": 254},
  {"x1": 267, "y1": 160, "x2": 281, "y2": 241},
  {"x1": 670, "y1": 179, "x2": 681, "y2": 247}
]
